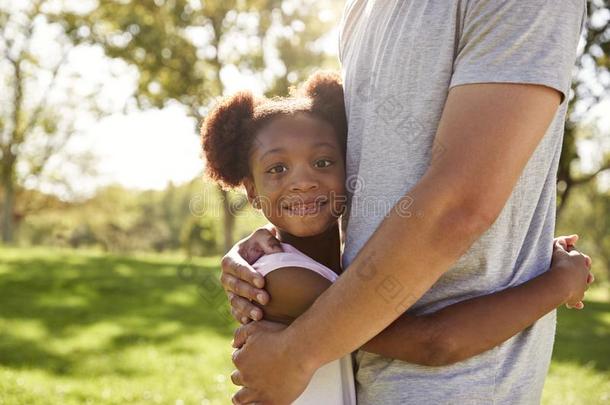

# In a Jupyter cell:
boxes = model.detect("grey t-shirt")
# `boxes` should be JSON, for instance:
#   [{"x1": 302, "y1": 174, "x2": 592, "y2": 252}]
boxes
[{"x1": 338, "y1": 0, "x2": 587, "y2": 404}]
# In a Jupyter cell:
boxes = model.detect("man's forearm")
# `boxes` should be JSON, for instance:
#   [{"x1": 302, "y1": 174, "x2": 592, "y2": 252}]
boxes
[{"x1": 359, "y1": 270, "x2": 570, "y2": 366}]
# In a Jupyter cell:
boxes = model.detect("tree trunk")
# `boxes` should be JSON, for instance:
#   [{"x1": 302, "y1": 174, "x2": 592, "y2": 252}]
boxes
[
  {"x1": 556, "y1": 181, "x2": 572, "y2": 222},
  {"x1": 219, "y1": 187, "x2": 235, "y2": 254},
  {"x1": 2, "y1": 47, "x2": 23, "y2": 244},
  {"x1": 1, "y1": 164, "x2": 15, "y2": 244}
]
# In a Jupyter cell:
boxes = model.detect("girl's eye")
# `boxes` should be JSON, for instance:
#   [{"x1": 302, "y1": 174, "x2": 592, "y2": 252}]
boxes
[
  {"x1": 315, "y1": 159, "x2": 334, "y2": 168},
  {"x1": 267, "y1": 165, "x2": 287, "y2": 174}
]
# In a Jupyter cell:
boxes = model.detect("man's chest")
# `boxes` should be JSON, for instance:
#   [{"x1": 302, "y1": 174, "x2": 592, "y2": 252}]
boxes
[{"x1": 340, "y1": 2, "x2": 465, "y2": 194}]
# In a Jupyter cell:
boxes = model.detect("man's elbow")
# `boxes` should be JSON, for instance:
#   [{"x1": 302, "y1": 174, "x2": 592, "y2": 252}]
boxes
[{"x1": 440, "y1": 198, "x2": 501, "y2": 242}]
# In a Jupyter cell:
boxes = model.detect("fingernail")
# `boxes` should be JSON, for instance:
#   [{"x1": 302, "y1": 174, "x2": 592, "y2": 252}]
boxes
[
  {"x1": 254, "y1": 278, "x2": 264, "y2": 288},
  {"x1": 257, "y1": 293, "x2": 265, "y2": 303},
  {"x1": 250, "y1": 309, "x2": 259, "y2": 319},
  {"x1": 241, "y1": 316, "x2": 248, "y2": 324}
]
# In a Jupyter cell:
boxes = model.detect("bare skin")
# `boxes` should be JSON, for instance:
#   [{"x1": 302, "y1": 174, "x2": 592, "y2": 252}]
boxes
[
  {"x1": 227, "y1": 83, "x2": 595, "y2": 405},
  {"x1": 238, "y1": 234, "x2": 592, "y2": 367}
]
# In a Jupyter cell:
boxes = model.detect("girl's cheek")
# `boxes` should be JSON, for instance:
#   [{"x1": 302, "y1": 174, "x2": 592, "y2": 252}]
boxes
[{"x1": 262, "y1": 176, "x2": 284, "y2": 189}]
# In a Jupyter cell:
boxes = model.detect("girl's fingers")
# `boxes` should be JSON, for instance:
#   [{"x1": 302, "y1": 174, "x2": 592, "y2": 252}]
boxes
[
  {"x1": 554, "y1": 234, "x2": 578, "y2": 252},
  {"x1": 221, "y1": 255, "x2": 265, "y2": 289},
  {"x1": 232, "y1": 387, "x2": 258, "y2": 405},
  {"x1": 583, "y1": 254, "x2": 592, "y2": 269},
  {"x1": 229, "y1": 294, "x2": 264, "y2": 322},
  {"x1": 260, "y1": 235, "x2": 283, "y2": 255},
  {"x1": 565, "y1": 234, "x2": 579, "y2": 246},
  {"x1": 251, "y1": 228, "x2": 283, "y2": 256},
  {"x1": 234, "y1": 277, "x2": 269, "y2": 306},
  {"x1": 231, "y1": 307, "x2": 249, "y2": 325},
  {"x1": 231, "y1": 369, "x2": 245, "y2": 386},
  {"x1": 566, "y1": 301, "x2": 585, "y2": 310},
  {"x1": 220, "y1": 272, "x2": 268, "y2": 305},
  {"x1": 555, "y1": 239, "x2": 568, "y2": 250}
]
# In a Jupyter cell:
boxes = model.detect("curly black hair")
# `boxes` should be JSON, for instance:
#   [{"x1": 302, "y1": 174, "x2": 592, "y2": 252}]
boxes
[{"x1": 200, "y1": 70, "x2": 347, "y2": 189}]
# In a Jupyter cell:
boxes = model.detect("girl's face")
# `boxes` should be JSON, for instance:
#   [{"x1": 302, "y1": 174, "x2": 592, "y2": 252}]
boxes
[{"x1": 244, "y1": 113, "x2": 346, "y2": 237}]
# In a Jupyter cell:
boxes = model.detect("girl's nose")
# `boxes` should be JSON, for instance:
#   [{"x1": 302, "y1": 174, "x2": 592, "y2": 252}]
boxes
[{"x1": 289, "y1": 170, "x2": 319, "y2": 192}]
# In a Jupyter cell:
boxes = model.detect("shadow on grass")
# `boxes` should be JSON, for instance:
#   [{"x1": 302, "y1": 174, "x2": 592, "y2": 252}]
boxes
[
  {"x1": 0, "y1": 333, "x2": 73, "y2": 375},
  {"x1": 2, "y1": 248, "x2": 608, "y2": 379},
  {"x1": 0, "y1": 250, "x2": 238, "y2": 376},
  {"x1": 553, "y1": 300, "x2": 610, "y2": 372}
]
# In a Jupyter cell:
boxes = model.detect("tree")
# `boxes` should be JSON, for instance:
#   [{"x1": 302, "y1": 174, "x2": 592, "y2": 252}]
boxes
[
  {"x1": 56, "y1": 0, "x2": 342, "y2": 252},
  {"x1": 0, "y1": 1, "x2": 103, "y2": 243},
  {"x1": 557, "y1": 180, "x2": 610, "y2": 281},
  {"x1": 558, "y1": 0, "x2": 610, "y2": 218}
]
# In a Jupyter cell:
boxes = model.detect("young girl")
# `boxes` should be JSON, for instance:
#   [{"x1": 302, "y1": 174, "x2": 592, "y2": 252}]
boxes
[{"x1": 201, "y1": 71, "x2": 593, "y2": 404}]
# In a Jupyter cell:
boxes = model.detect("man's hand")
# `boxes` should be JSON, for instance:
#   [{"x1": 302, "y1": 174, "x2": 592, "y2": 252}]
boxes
[
  {"x1": 230, "y1": 320, "x2": 316, "y2": 405},
  {"x1": 220, "y1": 226, "x2": 283, "y2": 324}
]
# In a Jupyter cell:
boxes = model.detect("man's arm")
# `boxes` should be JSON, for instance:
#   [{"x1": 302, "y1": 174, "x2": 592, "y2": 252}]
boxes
[
  {"x1": 361, "y1": 239, "x2": 592, "y2": 366},
  {"x1": 237, "y1": 237, "x2": 592, "y2": 367},
  {"x1": 359, "y1": 273, "x2": 565, "y2": 366},
  {"x1": 284, "y1": 83, "x2": 564, "y2": 371}
]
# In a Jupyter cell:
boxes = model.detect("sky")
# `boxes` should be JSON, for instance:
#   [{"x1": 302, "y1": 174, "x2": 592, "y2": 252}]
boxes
[
  {"x1": 81, "y1": 61, "x2": 273, "y2": 192},
  {"x1": 82, "y1": 105, "x2": 202, "y2": 191}
]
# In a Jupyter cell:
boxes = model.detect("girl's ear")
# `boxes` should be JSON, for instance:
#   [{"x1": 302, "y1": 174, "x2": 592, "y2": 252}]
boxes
[{"x1": 243, "y1": 177, "x2": 259, "y2": 209}]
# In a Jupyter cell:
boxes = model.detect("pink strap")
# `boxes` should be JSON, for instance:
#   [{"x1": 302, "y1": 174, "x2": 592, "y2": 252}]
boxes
[{"x1": 252, "y1": 243, "x2": 339, "y2": 282}]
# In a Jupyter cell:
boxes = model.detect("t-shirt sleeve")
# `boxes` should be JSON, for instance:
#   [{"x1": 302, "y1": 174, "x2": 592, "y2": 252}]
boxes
[{"x1": 449, "y1": 0, "x2": 587, "y2": 104}]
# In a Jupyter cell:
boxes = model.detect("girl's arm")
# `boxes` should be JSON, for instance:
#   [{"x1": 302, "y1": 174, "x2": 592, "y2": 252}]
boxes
[
  {"x1": 361, "y1": 270, "x2": 567, "y2": 365},
  {"x1": 254, "y1": 266, "x2": 332, "y2": 325},
  {"x1": 255, "y1": 237, "x2": 592, "y2": 367},
  {"x1": 360, "y1": 239, "x2": 592, "y2": 366}
]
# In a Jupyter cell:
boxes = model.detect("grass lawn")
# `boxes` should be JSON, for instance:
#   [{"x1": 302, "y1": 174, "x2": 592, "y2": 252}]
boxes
[{"x1": 0, "y1": 246, "x2": 608, "y2": 404}]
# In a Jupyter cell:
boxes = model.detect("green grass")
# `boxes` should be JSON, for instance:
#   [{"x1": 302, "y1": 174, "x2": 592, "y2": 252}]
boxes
[
  {"x1": 0, "y1": 246, "x2": 237, "y2": 404},
  {"x1": 543, "y1": 291, "x2": 610, "y2": 405},
  {"x1": 0, "y1": 246, "x2": 608, "y2": 404}
]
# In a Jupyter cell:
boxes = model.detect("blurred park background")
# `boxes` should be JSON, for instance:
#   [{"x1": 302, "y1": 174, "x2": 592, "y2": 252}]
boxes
[{"x1": 0, "y1": 0, "x2": 609, "y2": 404}]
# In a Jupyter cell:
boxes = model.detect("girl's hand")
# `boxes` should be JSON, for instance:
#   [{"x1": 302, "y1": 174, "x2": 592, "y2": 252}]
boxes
[
  {"x1": 553, "y1": 234, "x2": 579, "y2": 252},
  {"x1": 220, "y1": 225, "x2": 283, "y2": 324},
  {"x1": 549, "y1": 235, "x2": 594, "y2": 310}
]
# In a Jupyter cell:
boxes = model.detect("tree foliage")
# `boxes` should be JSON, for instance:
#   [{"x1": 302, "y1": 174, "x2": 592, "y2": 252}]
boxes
[
  {"x1": 55, "y1": 0, "x2": 342, "y2": 251},
  {"x1": 558, "y1": 0, "x2": 610, "y2": 216},
  {"x1": 0, "y1": 1, "x2": 105, "y2": 242}
]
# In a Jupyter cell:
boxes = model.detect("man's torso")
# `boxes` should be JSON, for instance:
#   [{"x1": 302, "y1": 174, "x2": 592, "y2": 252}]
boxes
[{"x1": 339, "y1": 0, "x2": 586, "y2": 403}]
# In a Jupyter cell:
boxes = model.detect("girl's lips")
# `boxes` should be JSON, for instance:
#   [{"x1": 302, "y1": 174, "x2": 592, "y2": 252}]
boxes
[{"x1": 282, "y1": 200, "x2": 328, "y2": 216}]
